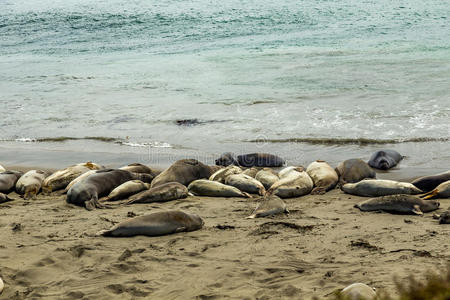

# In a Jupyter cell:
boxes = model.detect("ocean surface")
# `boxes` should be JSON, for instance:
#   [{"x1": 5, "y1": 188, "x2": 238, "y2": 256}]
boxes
[{"x1": 0, "y1": 0, "x2": 449, "y2": 176}]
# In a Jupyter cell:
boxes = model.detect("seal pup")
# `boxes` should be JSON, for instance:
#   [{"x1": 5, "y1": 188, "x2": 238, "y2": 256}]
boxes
[
  {"x1": 119, "y1": 163, "x2": 160, "y2": 177},
  {"x1": 0, "y1": 170, "x2": 23, "y2": 194},
  {"x1": 342, "y1": 179, "x2": 422, "y2": 197},
  {"x1": 15, "y1": 170, "x2": 48, "y2": 199},
  {"x1": 421, "y1": 180, "x2": 450, "y2": 199},
  {"x1": 209, "y1": 165, "x2": 242, "y2": 183},
  {"x1": 215, "y1": 152, "x2": 285, "y2": 167},
  {"x1": 188, "y1": 179, "x2": 251, "y2": 198},
  {"x1": 97, "y1": 210, "x2": 204, "y2": 237},
  {"x1": 355, "y1": 194, "x2": 440, "y2": 215},
  {"x1": 412, "y1": 171, "x2": 450, "y2": 192},
  {"x1": 247, "y1": 195, "x2": 288, "y2": 218},
  {"x1": 335, "y1": 159, "x2": 376, "y2": 186},
  {"x1": 101, "y1": 180, "x2": 151, "y2": 202},
  {"x1": 127, "y1": 182, "x2": 189, "y2": 204},
  {"x1": 42, "y1": 162, "x2": 102, "y2": 193},
  {"x1": 306, "y1": 160, "x2": 338, "y2": 194},
  {"x1": 340, "y1": 283, "x2": 376, "y2": 300},
  {"x1": 225, "y1": 173, "x2": 266, "y2": 195},
  {"x1": 255, "y1": 168, "x2": 279, "y2": 190},
  {"x1": 0, "y1": 192, "x2": 13, "y2": 204},
  {"x1": 267, "y1": 167, "x2": 313, "y2": 198},
  {"x1": 151, "y1": 159, "x2": 213, "y2": 188},
  {"x1": 67, "y1": 169, "x2": 140, "y2": 210},
  {"x1": 368, "y1": 149, "x2": 403, "y2": 170}
]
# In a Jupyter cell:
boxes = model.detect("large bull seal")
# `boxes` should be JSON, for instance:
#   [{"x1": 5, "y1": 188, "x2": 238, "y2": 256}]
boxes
[
  {"x1": 0, "y1": 171, "x2": 23, "y2": 194},
  {"x1": 150, "y1": 159, "x2": 213, "y2": 188},
  {"x1": 335, "y1": 159, "x2": 376, "y2": 186},
  {"x1": 368, "y1": 149, "x2": 403, "y2": 170},
  {"x1": 411, "y1": 171, "x2": 450, "y2": 192},
  {"x1": 215, "y1": 152, "x2": 285, "y2": 167}
]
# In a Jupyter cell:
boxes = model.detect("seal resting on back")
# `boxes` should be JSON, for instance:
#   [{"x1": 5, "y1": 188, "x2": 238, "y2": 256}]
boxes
[
  {"x1": 411, "y1": 170, "x2": 450, "y2": 192},
  {"x1": 215, "y1": 152, "x2": 285, "y2": 167},
  {"x1": 368, "y1": 149, "x2": 403, "y2": 170},
  {"x1": 306, "y1": 160, "x2": 338, "y2": 194},
  {"x1": 0, "y1": 170, "x2": 23, "y2": 194},
  {"x1": 150, "y1": 159, "x2": 213, "y2": 188},
  {"x1": 335, "y1": 159, "x2": 376, "y2": 186},
  {"x1": 342, "y1": 179, "x2": 422, "y2": 197},
  {"x1": 355, "y1": 194, "x2": 440, "y2": 215},
  {"x1": 96, "y1": 210, "x2": 204, "y2": 237},
  {"x1": 15, "y1": 170, "x2": 48, "y2": 199}
]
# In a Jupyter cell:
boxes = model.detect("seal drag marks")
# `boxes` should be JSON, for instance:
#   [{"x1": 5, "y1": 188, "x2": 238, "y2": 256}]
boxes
[{"x1": 1, "y1": 189, "x2": 449, "y2": 299}]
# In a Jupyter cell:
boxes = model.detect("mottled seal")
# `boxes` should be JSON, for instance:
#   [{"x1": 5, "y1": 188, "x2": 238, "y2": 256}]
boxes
[
  {"x1": 247, "y1": 195, "x2": 288, "y2": 218},
  {"x1": 0, "y1": 192, "x2": 13, "y2": 204},
  {"x1": 101, "y1": 180, "x2": 150, "y2": 202},
  {"x1": 119, "y1": 163, "x2": 160, "y2": 177},
  {"x1": 368, "y1": 149, "x2": 403, "y2": 170},
  {"x1": 97, "y1": 210, "x2": 204, "y2": 237},
  {"x1": 342, "y1": 179, "x2": 422, "y2": 197},
  {"x1": 306, "y1": 160, "x2": 338, "y2": 194},
  {"x1": 335, "y1": 159, "x2": 376, "y2": 186},
  {"x1": 412, "y1": 171, "x2": 450, "y2": 192},
  {"x1": 421, "y1": 180, "x2": 450, "y2": 199},
  {"x1": 355, "y1": 194, "x2": 440, "y2": 215},
  {"x1": 188, "y1": 179, "x2": 251, "y2": 198},
  {"x1": 67, "y1": 169, "x2": 141, "y2": 210},
  {"x1": 42, "y1": 162, "x2": 102, "y2": 193},
  {"x1": 267, "y1": 167, "x2": 313, "y2": 198},
  {"x1": 255, "y1": 168, "x2": 279, "y2": 190},
  {"x1": 242, "y1": 167, "x2": 259, "y2": 178},
  {"x1": 127, "y1": 182, "x2": 189, "y2": 204},
  {"x1": 15, "y1": 170, "x2": 48, "y2": 199},
  {"x1": 225, "y1": 173, "x2": 266, "y2": 195},
  {"x1": 340, "y1": 283, "x2": 376, "y2": 300},
  {"x1": 209, "y1": 165, "x2": 242, "y2": 183},
  {"x1": 0, "y1": 171, "x2": 23, "y2": 194},
  {"x1": 215, "y1": 152, "x2": 285, "y2": 167},
  {"x1": 151, "y1": 159, "x2": 213, "y2": 188}
]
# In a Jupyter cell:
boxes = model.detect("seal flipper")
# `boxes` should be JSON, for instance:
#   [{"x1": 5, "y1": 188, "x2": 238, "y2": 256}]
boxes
[
  {"x1": 85, "y1": 196, "x2": 113, "y2": 211},
  {"x1": 174, "y1": 227, "x2": 187, "y2": 233},
  {"x1": 412, "y1": 205, "x2": 423, "y2": 216},
  {"x1": 311, "y1": 187, "x2": 326, "y2": 195},
  {"x1": 421, "y1": 189, "x2": 438, "y2": 200}
]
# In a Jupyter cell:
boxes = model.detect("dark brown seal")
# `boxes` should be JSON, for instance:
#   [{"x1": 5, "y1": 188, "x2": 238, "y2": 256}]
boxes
[
  {"x1": 0, "y1": 171, "x2": 23, "y2": 194},
  {"x1": 215, "y1": 152, "x2": 285, "y2": 167},
  {"x1": 150, "y1": 159, "x2": 213, "y2": 188},
  {"x1": 411, "y1": 171, "x2": 450, "y2": 192},
  {"x1": 335, "y1": 159, "x2": 376, "y2": 186}
]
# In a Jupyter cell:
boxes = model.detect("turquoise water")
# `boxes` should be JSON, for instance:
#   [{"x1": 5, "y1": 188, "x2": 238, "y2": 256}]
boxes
[{"x1": 0, "y1": 0, "x2": 449, "y2": 171}]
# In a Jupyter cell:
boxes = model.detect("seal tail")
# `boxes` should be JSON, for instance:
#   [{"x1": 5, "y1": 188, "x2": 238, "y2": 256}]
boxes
[
  {"x1": 96, "y1": 229, "x2": 112, "y2": 236},
  {"x1": 246, "y1": 214, "x2": 256, "y2": 219},
  {"x1": 243, "y1": 192, "x2": 252, "y2": 198},
  {"x1": 420, "y1": 190, "x2": 438, "y2": 200}
]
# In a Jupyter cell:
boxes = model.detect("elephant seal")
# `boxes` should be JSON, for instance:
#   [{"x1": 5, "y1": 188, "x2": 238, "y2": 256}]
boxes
[
  {"x1": 101, "y1": 180, "x2": 150, "y2": 202},
  {"x1": 15, "y1": 170, "x2": 48, "y2": 199},
  {"x1": 225, "y1": 173, "x2": 266, "y2": 195},
  {"x1": 97, "y1": 210, "x2": 204, "y2": 237},
  {"x1": 0, "y1": 192, "x2": 13, "y2": 204},
  {"x1": 267, "y1": 167, "x2": 313, "y2": 198},
  {"x1": 342, "y1": 179, "x2": 422, "y2": 197},
  {"x1": 42, "y1": 162, "x2": 102, "y2": 193},
  {"x1": 151, "y1": 159, "x2": 213, "y2": 188},
  {"x1": 368, "y1": 149, "x2": 403, "y2": 170},
  {"x1": 119, "y1": 163, "x2": 160, "y2": 177},
  {"x1": 0, "y1": 171, "x2": 23, "y2": 194},
  {"x1": 355, "y1": 194, "x2": 440, "y2": 215},
  {"x1": 335, "y1": 159, "x2": 376, "y2": 186},
  {"x1": 255, "y1": 168, "x2": 279, "y2": 190},
  {"x1": 411, "y1": 171, "x2": 450, "y2": 192},
  {"x1": 127, "y1": 182, "x2": 189, "y2": 204},
  {"x1": 215, "y1": 152, "x2": 285, "y2": 167},
  {"x1": 306, "y1": 160, "x2": 338, "y2": 194},
  {"x1": 67, "y1": 169, "x2": 141, "y2": 210},
  {"x1": 437, "y1": 209, "x2": 450, "y2": 224},
  {"x1": 340, "y1": 283, "x2": 376, "y2": 300},
  {"x1": 242, "y1": 167, "x2": 259, "y2": 178},
  {"x1": 0, "y1": 165, "x2": 5, "y2": 172},
  {"x1": 63, "y1": 170, "x2": 97, "y2": 194},
  {"x1": 421, "y1": 180, "x2": 450, "y2": 199},
  {"x1": 209, "y1": 165, "x2": 242, "y2": 183},
  {"x1": 247, "y1": 195, "x2": 288, "y2": 218},
  {"x1": 188, "y1": 179, "x2": 251, "y2": 198}
]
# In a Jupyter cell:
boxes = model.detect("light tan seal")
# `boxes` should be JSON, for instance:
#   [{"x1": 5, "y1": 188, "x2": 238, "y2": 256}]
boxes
[
  {"x1": 421, "y1": 180, "x2": 450, "y2": 199},
  {"x1": 267, "y1": 167, "x2": 313, "y2": 198},
  {"x1": 15, "y1": 170, "x2": 48, "y2": 199},
  {"x1": 119, "y1": 163, "x2": 160, "y2": 178},
  {"x1": 42, "y1": 162, "x2": 102, "y2": 193},
  {"x1": 209, "y1": 165, "x2": 242, "y2": 183},
  {"x1": 306, "y1": 160, "x2": 338, "y2": 194},
  {"x1": 355, "y1": 194, "x2": 440, "y2": 215},
  {"x1": 151, "y1": 159, "x2": 213, "y2": 188},
  {"x1": 101, "y1": 180, "x2": 150, "y2": 202},
  {"x1": 188, "y1": 179, "x2": 251, "y2": 198},
  {"x1": 0, "y1": 276, "x2": 4, "y2": 294},
  {"x1": 342, "y1": 179, "x2": 422, "y2": 197},
  {"x1": 335, "y1": 159, "x2": 376, "y2": 186},
  {"x1": 127, "y1": 182, "x2": 189, "y2": 204},
  {"x1": 225, "y1": 173, "x2": 266, "y2": 195},
  {"x1": 247, "y1": 195, "x2": 288, "y2": 218},
  {"x1": 96, "y1": 210, "x2": 204, "y2": 237},
  {"x1": 255, "y1": 168, "x2": 279, "y2": 190},
  {"x1": 340, "y1": 283, "x2": 376, "y2": 300}
]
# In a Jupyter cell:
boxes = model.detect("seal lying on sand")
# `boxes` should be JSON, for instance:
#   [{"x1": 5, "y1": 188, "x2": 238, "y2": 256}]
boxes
[
  {"x1": 15, "y1": 170, "x2": 48, "y2": 199},
  {"x1": 247, "y1": 195, "x2": 288, "y2": 219},
  {"x1": 421, "y1": 180, "x2": 450, "y2": 199},
  {"x1": 342, "y1": 179, "x2": 422, "y2": 197},
  {"x1": 267, "y1": 167, "x2": 313, "y2": 198},
  {"x1": 42, "y1": 162, "x2": 102, "y2": 193},
  {"x1": 368, "y1": 149, "x2": 403, "y2": 170},
  {"x1": 151, "y1": 159, "x2": 213, "y2": 188},
  {"x1": 412, "y1": 171, "x2": 450, "y2": 192},
  {"x1": 335, "y1": 159, "x2": 376, "y2": 186},
  {"x1": 127, "y1": 182, "x2": 189, "y2": 204},
  {"x1": 215, "y1": 152, "x2": 285, "y2": 167},
  {"x1": 101, "y1": 180, "x2": 150, "y2": 202},
  {"x1": 225, "y1": 173, "x2": 266, "y2": 195},
  {"x1": 188, "y1": 179, "x2": 251, "y2": 198},
  {"x1": 63, "y1": 170, "x2": 98, "y2": 194},
  {"x1": 0, "y1": 171, "x2": 23, "y2": 194},
  {"x1": 0, "y1": 192, "x2": 13, "y2": 204},
  {"x1": 355, "y1": 194, "x2": 440, "y2": 215},
  {"x1": 340, "y1": 283, "x2": 376, "y2": 300},
  {"x1": 97, "y1": 210, "x2": 204, "y2": 237},
  {"x1": 119, "y1": 163, "x2": 160, "y2": 177},
  {"x1": 67, "y1": 169, "x2": 144, "y2": 210},
  {"x1": 209, "y1": 165, "x2": 242, "y2": 183},
  {"x1": 306, "y1": 160, "x2": 338, "y2": 194},
  {"x1": 255, "y1": 168, "x2": 279, "y2": 190}
]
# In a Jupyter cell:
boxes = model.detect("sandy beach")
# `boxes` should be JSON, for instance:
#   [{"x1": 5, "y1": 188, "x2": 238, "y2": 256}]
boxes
[{"x1": 1, "y1": 172, "x2": 449, "y2": 299}]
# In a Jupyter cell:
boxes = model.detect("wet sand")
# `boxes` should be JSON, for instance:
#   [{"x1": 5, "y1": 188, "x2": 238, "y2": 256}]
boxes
[{"x1": 1, "y1": 185, "x2": 449, "y2": 299}]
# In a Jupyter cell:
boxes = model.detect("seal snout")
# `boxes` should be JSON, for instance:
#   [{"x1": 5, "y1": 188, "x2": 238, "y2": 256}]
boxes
[{"x1": 378, "y1": 159, "x2": 389, "y2": 170}]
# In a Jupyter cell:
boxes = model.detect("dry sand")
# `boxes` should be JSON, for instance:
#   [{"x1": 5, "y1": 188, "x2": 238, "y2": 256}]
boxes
[{"x1": 0, "y1": 187, "x2": 449, "y2": 299}]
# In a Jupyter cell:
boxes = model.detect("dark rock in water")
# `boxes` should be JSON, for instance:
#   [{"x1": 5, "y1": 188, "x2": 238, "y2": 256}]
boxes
[{"x1": 215, "y1": 152, "x2": 285, "y2": 167}]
